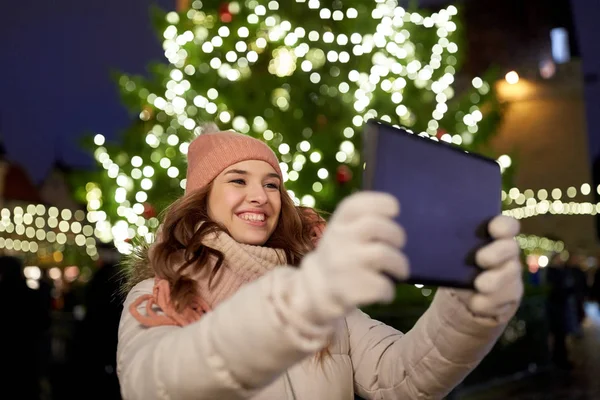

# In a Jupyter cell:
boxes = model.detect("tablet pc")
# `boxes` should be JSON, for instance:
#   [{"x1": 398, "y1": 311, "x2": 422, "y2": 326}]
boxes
[{"x1": 362, "y1": 119, "x2": 502, "y2": 289}]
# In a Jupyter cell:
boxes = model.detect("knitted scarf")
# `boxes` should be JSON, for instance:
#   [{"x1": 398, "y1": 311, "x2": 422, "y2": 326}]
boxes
[{"x1": 129, "y1": 231, "x2": 287, "y2": 327}]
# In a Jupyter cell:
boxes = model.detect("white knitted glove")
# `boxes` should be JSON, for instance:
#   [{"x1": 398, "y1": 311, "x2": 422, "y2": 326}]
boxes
[
  {"x1": 288, "y1": 192, "x2": 409, "y2": 325},
  {"x1": 453, "y1": 215, "x2": 524, "y2": 319}
]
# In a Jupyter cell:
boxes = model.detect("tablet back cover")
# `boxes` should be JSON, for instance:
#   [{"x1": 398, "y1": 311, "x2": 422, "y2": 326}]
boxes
[{"x1": 363, "y1": 120, "x2": 502, "y2": 288}]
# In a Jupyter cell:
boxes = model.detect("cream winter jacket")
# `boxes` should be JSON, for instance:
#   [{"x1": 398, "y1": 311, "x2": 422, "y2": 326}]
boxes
[{"x1": 117, "y1": 266, "x2": 509, "y2": 400}]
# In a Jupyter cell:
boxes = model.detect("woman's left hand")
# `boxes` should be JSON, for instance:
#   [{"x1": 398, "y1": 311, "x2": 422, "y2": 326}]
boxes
[{"x1": 455, "y1": 215, "x2": 524, "y2": 319}]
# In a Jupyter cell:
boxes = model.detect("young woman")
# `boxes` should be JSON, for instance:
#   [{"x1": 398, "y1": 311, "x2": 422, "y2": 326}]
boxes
[{"x1": 117, "y1": 124, "x2": 523, "y2": 399}]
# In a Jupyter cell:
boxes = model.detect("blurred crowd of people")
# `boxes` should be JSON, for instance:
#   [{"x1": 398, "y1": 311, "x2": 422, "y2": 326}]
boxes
[
  {"x1": 545, "y1": 251, "x2": 600, "y2": 370},
  {"x1": 0, "y1": 247, "x2": 123, "y2": 400}
]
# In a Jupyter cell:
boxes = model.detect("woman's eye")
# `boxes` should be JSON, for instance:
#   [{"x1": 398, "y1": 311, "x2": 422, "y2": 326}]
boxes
[
  {"x1": 265, "y1": 183, "x2": 279, "y2": 189},
  {"x1": 230, "y1": 179, "x2": 246, "y2": 185}
]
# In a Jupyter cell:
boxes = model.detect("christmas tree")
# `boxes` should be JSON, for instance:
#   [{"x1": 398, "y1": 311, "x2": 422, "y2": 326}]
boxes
[{"x1": 77, "y1": 0, "x2": 508, "y2": 253}]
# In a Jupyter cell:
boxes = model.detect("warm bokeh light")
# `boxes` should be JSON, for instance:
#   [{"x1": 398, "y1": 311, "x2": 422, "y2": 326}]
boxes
[
  {"x1": 503, "y1": 182, "x2": 600, "y2": 220},
  {"x1": 505, "y1": 71, "x2": 520, "y2": 85},
  {"x1": 0, "y1": 204, "x2": 98, "y2": 261}
]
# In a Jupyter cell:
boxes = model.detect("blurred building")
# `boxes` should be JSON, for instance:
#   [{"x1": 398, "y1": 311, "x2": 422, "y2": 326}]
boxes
[
  {"x1": 0, "y1": 143, "x2": 43, "y2": 207},
  {"x1": 39, "y1": 160, "x2": 83, "y2": 212},
  {"x1": 462, "y1": 0, "x2": 579, "y2": 77},
  {"x1": 454, "y1": 0, "x2": 599, "y2": 252},
  {"x1": 492, "y1": 61, "x2": 596, "y2": 252},
  {"x1": 570, "y1": 0, "x2": 600, "y2": 241},
  {"x1": 0, "y1": 141, "x2": 99, "y2": 290},
  {"x1": 0, "y1": 143, "x2": 44, "y2": 260}
]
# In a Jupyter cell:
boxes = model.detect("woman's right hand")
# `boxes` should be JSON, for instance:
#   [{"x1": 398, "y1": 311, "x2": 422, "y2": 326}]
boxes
[{"x1": 289, "y1": 192, "x2": 409, "y2": 325}]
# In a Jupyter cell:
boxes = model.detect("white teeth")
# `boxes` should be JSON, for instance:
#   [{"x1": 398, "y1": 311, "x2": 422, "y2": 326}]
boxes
[{"x1": 239, "y1": 213, "x2": 265, "y2": 222}]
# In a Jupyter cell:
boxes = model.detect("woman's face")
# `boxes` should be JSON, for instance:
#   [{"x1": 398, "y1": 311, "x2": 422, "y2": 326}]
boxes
[{"x1": 208, "y1": 160, "x2": 282, "y2": 245}]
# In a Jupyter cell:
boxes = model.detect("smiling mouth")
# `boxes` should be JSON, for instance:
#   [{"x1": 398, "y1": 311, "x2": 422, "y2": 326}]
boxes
[{"x1": 236, "y1": 212, "x2": 267, "y2": 226}]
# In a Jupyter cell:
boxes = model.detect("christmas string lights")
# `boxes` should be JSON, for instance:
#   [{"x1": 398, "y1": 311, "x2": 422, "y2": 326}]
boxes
[
  {"x1": 0, "y1": 203, "x2": 99, "y2": 261},
  {"x1": 86, "y1": 1, "x2": 505, "y2": 252},
  {"x1": 502, "y1": 183, "x2": 599, "y2": 220},
  {"x1": 503, "y1": 201, "x2": 600, "y2": 220},
  {"x1": 503, "y1": 183, "x2": 595, "y2": 205},
  {"x1": 516, "y1": 233, "x2": 564, "y2": 255}
]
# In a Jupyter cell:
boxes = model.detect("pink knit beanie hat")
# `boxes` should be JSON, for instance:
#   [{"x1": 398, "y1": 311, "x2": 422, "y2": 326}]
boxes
[{"x1": 185, "y1": 124, "x2": 282, "y2": 194}]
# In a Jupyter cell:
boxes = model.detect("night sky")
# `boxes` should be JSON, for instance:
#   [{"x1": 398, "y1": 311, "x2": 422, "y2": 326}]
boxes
[
  {"x1": 0, "y1": 0, "x2": 174, "y2": 183},
  {"x1": 0, "y1": 0, "x2": 598, "y2": 184}
]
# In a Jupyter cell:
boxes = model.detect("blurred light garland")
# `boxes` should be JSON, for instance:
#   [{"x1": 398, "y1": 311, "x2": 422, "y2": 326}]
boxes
[
  {"x1": 0, "y1": 204, "x2": 99, "y2": 261},
  {"x1": 516, "y1": 233, "x2": 564, "y2": 255},
  {"x1": 502, "y1": 183, "x2": 599, "y2": 220}
]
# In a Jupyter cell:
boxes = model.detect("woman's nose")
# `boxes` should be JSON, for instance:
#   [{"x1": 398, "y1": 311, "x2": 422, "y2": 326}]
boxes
[{"x1": 246, "y1": 184, "x2": 268, "y2": 204}]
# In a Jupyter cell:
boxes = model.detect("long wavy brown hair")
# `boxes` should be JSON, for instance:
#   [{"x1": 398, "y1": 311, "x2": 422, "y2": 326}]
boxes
[{"x1": 123, "y1": 180, "x2": 331, "y2": 361}]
